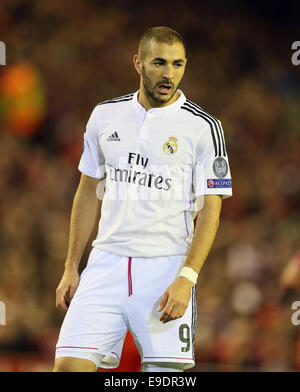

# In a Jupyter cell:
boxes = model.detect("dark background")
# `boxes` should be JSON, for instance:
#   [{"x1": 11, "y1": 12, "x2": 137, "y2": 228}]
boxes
[{"x1": 0, "y1": 0, "x2": 300, "y2": 371}]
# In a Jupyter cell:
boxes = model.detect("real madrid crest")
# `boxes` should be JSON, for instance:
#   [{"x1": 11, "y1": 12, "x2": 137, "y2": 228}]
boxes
[{"x1": 163, "y1": 136, "x2": 178, "y2": 155}]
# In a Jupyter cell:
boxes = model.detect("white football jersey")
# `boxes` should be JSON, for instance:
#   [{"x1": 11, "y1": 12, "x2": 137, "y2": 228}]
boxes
[{"x1": 78, "y1": 90, "x2": 232, "y2": 257}]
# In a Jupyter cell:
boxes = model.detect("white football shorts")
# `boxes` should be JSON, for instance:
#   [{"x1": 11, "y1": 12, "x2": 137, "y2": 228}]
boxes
[{"x1": 55, "y1": 247, "x2": 197, "y2": 370}]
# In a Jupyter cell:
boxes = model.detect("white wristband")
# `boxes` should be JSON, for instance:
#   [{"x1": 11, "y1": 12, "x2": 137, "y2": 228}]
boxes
[{"x1": 178, "y1": 267, "x2": 198, "y2": 285}]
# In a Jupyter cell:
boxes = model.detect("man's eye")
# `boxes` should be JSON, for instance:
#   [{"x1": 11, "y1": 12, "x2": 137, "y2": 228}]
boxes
[
  {"x1": 174, "y1": 63, "x2": 182, "y2": 67},
  {"x1": 154, "y1": 62, "x2": 163, "y2": 66}
]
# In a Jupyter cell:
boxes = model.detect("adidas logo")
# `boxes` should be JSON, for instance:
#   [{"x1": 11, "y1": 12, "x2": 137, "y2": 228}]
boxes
[{"x1": 107, "y1": 131, "x2": 120, "y2": 141}]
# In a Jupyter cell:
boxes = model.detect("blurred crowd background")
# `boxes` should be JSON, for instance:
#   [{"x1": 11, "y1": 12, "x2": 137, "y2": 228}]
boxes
[{"x1": 0, "y1": 0, "x2": 300, "y2": 371}]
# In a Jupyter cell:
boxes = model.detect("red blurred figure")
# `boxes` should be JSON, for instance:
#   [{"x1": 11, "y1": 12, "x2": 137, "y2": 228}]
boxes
[{"x1": 0, "y1": 63, "x2": 45, "y2": 137}]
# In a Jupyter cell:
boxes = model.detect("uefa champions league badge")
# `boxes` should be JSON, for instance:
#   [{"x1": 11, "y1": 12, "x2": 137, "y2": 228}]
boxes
[
  {"x1": 213, "y1": 157, "x2": 228, "y2": 178},
  {"x1": 163, "y1": 136, "x2": 178, "y2": 155},
  {"x1": 207, "y1": 179, "x2": 215, "y2": 188}
]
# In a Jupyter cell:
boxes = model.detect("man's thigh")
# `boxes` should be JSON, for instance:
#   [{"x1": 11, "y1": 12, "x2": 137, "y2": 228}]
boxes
[
  {"x1": 123, "y1": 254, "x2": 197, "y2": 370},
  {"x1": 55, "y1": 248, "x2": 129, "y2": 369},
  {"x1": 53, "y1": 356, "x2": 100, "y2": 372}
]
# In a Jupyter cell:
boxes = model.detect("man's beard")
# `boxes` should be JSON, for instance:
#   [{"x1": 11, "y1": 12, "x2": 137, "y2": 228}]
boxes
[{"x1": 141, "y1": 66, "x2": 177, "y2": 104}]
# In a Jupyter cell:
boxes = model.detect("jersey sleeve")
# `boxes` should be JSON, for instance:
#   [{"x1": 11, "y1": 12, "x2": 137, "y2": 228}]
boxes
[
  {"x1": 78, "y1": 106, "x2": 106, "y2": 179},
  {"x1": 192, "y1": 121, "x2": 232, "y2": 199}
]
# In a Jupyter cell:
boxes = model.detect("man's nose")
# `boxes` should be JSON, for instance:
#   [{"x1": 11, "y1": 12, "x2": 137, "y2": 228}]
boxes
[{"x1": 162, "y1": 64, "x2": 173, "y2": 80}]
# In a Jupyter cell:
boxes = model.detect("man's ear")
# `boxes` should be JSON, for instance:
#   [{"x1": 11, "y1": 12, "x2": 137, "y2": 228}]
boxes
[{"x1": 133, "y1": 54, "x2": 142, "y2": 76}]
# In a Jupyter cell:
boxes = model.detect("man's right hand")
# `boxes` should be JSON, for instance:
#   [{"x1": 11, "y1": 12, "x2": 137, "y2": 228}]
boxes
[{"x1": 56, "y1": 268, "x2": 80, "y2": 312}]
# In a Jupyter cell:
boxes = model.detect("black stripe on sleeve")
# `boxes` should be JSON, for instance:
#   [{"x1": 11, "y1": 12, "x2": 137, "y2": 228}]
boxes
[
  {"x1": 184, "y1": 102, "x2": 222, "y2": 156},
  {"x1": 181, "y1": 105, "x2": 218, "y2": 157},
  {"x1": 191, "y1": 284, "x2": 197, "y2": 359},
  {"x1": 97, "y1": 93, "x2": 134, "y2": 106},
  {"x1": 186, "y1": 100, "x2": 227, "y2": 157},
  {"x1": 109, "y1": 93, "x2": 134, "y2": 101},
  {"x1": 185, "y1": 102, "x2": 224, "y2": 156}
]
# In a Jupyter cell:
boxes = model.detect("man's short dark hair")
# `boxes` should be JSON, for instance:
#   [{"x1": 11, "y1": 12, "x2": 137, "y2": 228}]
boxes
[{"x1": 138, "y1": 26, "x2": 186, "y2": 60}]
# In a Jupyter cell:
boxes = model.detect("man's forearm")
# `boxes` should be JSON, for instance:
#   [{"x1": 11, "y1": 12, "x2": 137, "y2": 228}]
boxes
[
  {"x1": 158, "y1": 199, "x2": 221, "y2": 324},
  {"x1": 65, "y1": 188, "x2": 101, "y2": 271},
  {"x1": 183, "y1": 208, "x2": 220, "y2": 276}
]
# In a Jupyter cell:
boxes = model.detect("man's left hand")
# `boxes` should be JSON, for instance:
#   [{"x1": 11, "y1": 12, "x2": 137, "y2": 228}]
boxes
[{"x1": 158, "y1": 276, "x2": 194, "y2": 324}]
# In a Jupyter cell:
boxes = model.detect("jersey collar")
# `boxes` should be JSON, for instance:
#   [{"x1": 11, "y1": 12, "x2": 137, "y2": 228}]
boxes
[{"x1": 132, "y1": 89, "x2": 186, "y2": 117}]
